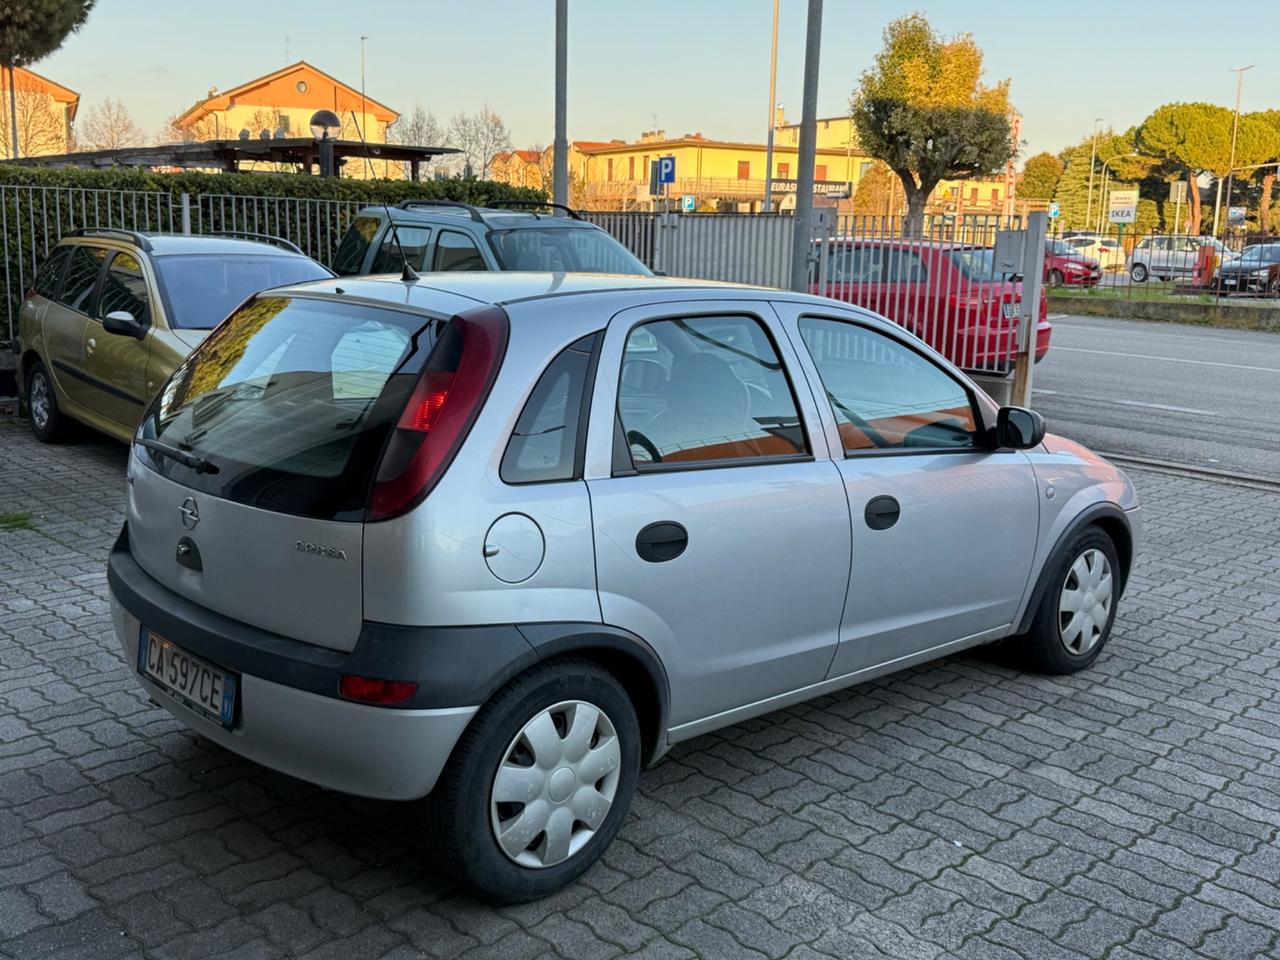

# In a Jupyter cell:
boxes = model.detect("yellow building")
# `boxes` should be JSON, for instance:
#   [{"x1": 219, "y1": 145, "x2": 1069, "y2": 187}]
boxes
[
  {"x1": 171, "y1": 61, "x2": 399, "y2": 176},
  {"x1": 0, "y1": 66, "x2": 79, "y2": 159},
  {"x1": 490, "y1": 149, "x2": 545, "y2": 190}
]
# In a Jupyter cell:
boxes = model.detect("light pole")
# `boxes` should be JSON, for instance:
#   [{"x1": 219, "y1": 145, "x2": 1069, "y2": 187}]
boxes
[
  {"x1": 788, "y1": 0, "x2": 824, "y2": 292},
  {"x1": 1096, "y1": 152, "x2": 1140, "y2": 236},
  {"x1": 1084, "y1": 117, "x2": 1102, "y2": 232},
  {"x1": 762, "y1": 0, "x2": 780, "y2": 213},
  {"x1": 1213, "y1": 65, "x2": 1254, "y2": 239},
  {"x1": 553, "y1": 0, "x2": 568, "y2": 207}
]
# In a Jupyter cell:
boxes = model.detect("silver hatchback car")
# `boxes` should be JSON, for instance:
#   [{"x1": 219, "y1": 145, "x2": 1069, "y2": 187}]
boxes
[{"x1": 107, "y1": 273, "x2": 1139, "y2": 902}]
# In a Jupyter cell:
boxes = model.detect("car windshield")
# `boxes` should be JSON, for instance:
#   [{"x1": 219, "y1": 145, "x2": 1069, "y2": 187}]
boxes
[
  {"x1": 488, "y1": 227, "x2": 649, "y2": 274},
  {"x1": 155, "y1": 254, "x2": 333, "y2": 330}
]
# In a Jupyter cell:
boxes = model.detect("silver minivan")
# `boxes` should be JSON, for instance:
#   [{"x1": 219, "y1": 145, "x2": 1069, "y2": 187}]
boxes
[{"x1": 107, "y1": 273, "x2": 1140, "y2": 902}]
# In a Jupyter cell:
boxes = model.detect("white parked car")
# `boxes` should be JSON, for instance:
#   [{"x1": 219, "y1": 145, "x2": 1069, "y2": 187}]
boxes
[{"x1": 1060, "y1": 234, "x2": 1125, "y2": 271}]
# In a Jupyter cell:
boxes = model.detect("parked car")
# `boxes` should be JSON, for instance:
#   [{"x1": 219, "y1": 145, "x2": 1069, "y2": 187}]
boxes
[
  {"x1": 1127, "y1": 235, "x2": 1234, "y2": 282},
  {"x1": 1214, "y1": 243, "x2": 1280, "y2": 294},
  {"x1": 16, "y1": 230, "x2": 333, "y2": 444},
  {"x1": 1060, "y1": 233, "x2": 1125, "y2": 270},
  {"x1": 107, "y1": 271, "x2": 1137, "y2": 902},
  {"x1": 811, "y1": 239, "x2": 1052, "y2": 371},
  {"x1": 1044, "y1": 239, "x2": 1101, "y2": 287},
  {"x1": 332, "y1": 200, "x2": 650, "y2": 277}
]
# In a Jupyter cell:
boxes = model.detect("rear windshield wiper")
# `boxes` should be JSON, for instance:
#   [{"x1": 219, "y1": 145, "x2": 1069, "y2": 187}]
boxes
[{"x1": 137, "y1": 438, "x2": 219, "y2": 474}]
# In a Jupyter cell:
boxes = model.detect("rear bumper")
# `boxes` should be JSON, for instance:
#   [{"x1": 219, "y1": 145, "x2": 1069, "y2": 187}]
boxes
[{"x1": 107, "y1": 527, "x2": 481, "y2": 800}]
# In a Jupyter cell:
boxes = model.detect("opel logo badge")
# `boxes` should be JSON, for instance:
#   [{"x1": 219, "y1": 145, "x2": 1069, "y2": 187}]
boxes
[{"x1": 179, "y1": 497, "x2": 200, "y2": 530}]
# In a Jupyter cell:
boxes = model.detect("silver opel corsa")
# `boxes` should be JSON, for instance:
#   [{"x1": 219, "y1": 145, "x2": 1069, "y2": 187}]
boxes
[{"x1": 107, "y1": 272, "x2": 1139, "y2": 902}]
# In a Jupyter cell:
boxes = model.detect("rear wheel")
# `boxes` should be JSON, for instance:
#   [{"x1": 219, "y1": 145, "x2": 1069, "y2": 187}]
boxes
[
  {"x1": 1049, "y1": 269, "x2": 1064, "y2": 288},
  {"x1": 1130, "y1": 263, "x2": 1148, "y2": 283},
  {"x1": 425, "y1": 659, "x2": 640, "y2": 903},
  {"x1": 1010, "y1": 526, "x2": 1120, "y2": 674},
  {"x1": 26, "y1": 361, "x2": 68, "y2": 444}
]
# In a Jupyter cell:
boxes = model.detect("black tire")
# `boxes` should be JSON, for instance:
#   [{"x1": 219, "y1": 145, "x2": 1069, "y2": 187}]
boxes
[
  {"x1": 1130, "y1": 263, "x2": 1148, "y2": 283},
  {"x1": 1009, "y1": 526, "x2": 1121, "y2": 675},
  {"x1": 25, "y1": 360, "x2": 68, "y2": 443},
  {"x1": 1049, "y1": 269, "x2": 1064, "y2": 288},
  {"x1": 425, "y1": 659, "x2": 641, "y2": 903}
]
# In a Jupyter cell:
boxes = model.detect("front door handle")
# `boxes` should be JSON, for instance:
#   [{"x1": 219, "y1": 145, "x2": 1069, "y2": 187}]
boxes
[
  {"x1": 635, "y1": 521, "x2": 688, "y2": 563},
  {"x1": 864, "y1": 495, "x2": 901, "y2": 531}
]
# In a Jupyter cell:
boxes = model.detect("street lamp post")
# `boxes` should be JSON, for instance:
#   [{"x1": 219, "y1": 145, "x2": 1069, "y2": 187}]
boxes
[
  {"x1": 310, "y1": 110, "x2": 341, "y2": 177},
  {"x1": 1095, "y1": 152, "x2": 1140, "y2": 236},
  {"x1": 552, "y1": 0, "x2": 568, "y2": 207},
  {"x1": 762, "y1": 0, "x2": 780, "y2": 213},
  {"x1": 1084, "y1": 118, "x2": 1102, "y2": 232},
  {"x1": 1213, "y1": 65, "x2": 1254, "y2": 239}
]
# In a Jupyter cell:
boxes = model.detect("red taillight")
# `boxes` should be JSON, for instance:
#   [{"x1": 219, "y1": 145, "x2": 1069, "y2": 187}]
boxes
[
  {"x1": 339, "y1": 674, "x2": 419, "y2": 705},
  {"x1": 368, "y1": 306, "x2": 508, "y2": 521}
]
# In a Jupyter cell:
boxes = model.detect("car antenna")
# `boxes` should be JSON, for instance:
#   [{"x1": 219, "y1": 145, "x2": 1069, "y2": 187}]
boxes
[{"x1": 347, "y1": 110, "x2": 419, "y2": 284}]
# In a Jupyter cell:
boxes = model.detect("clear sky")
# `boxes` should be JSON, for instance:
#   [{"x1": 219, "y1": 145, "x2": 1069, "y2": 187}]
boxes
[{"x1": 40, "y1": 0, "x2": 1280, "y2": 164}]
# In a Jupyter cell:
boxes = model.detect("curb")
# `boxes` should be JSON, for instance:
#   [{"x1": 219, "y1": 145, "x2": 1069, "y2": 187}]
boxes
[{"x1": 1046, "y1": 295, "x2": 1280, "y2": 331}]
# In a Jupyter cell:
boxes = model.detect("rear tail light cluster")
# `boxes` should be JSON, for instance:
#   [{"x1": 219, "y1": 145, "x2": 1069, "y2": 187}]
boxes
[
  {"x1": 339, "y1": 674, "x2": 419, "y2": 705},
  {"x1": 368, "y1": 306, "x2": 508, "y2": 522}
]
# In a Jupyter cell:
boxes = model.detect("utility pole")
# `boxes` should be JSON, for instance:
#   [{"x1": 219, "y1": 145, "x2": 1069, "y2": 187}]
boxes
[
  {"x1": 1214, "y1": 64, "x2": 1253, "y2": 240},
  {"x1": 788, "y1": 0, "x2": 823, "y2": 292},
  {"x1": 359, "y1": 36, "x2": 368, "y2": 128},
  {"x1": 762, "y1": 0, "x2": 780, "y2": 213},
  {"x1": 553, "y1": 0, "x2": 569, "y2": 207},
  {"x1": 1084, "y1": 118, "x2": 1101, "y2": 232}
]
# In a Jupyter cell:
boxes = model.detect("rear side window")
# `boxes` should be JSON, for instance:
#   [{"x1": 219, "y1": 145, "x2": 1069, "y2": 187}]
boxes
[
  {"x1": 433, "y1": 231, "x2": 488, "y2": 271},
  {"x1": 59, "y1": 246, "x2": 109, "y2": 314},
  {"x1": 799, "y1": 317, "x2": 978, "y2": 452},
  {"x1": 33, "y1": 246, "x2": 72, "y2": 299},
  {"x1": 501, "y1": 334, "x2": 597, "y2": 484},
  {"x1": 138, "y1": 296, "x2": 436, "y2": 520},
  {"x1": 333, "y1": 216, "x2": 380, "y2": 275},
  {"x1": 617, "y1": 315, "x2": 807, "y2": 468},
  {"x1": 100, "y1": 252, "x2": 151, "y2": 326},
  {"x1": 370, "y1": 226, "x2": 431, "y2": 273}
]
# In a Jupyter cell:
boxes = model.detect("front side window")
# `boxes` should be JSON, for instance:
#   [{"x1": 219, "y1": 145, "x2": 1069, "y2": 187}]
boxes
[
  {"x1": 799, "y1": 317, "x2": 979, "y2": 453},
  {"x1": 433, "y1": 231, "x2": 488, "y2": 271},
  {"x1": 99, "y1": 252, "x2": 151, "y2": 326},
  {"x1": 501, "y1": 334, "x2": 597, "y2": 484},
  {"x1": 332, "y1": 216, "x2": 380, "y2": 275},
  {"x1": 617, "y1": 315, "x2": 807, "y2": 468},
  {"x1": 59, "y1": 246, "x2": 109, "y2": 314},
  {"x1": 33, "y1": 246, "x2": 72, "y2": 299}
]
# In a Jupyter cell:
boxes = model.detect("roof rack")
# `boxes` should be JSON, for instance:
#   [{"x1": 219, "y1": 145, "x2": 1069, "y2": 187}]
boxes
[
  {"x1": 396, "y1": 199, "x2": 485, "y2": 223},
  {"x1": 484, "y1": 200, "x2": 585, "y2": 221},
  {"x1": 204, "y1": 231, "x2": 305, "y2": 256},
  {"x1": 66, "y1": 228, "x2": 153, "y2": 252}
]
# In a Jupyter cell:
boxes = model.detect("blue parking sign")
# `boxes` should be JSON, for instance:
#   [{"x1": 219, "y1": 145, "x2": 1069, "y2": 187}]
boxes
[
  {"x1": 658, "y1": 156, "x2": 675, "y2": 183},
  {"x1": 1048, "y1": 201, "x2": 1060, "y2": 219}
]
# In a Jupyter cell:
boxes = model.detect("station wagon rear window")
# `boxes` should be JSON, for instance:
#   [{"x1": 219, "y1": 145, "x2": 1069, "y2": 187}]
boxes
[{"x1": 137, "y1": 296, "x2": 437, "y2": 520}]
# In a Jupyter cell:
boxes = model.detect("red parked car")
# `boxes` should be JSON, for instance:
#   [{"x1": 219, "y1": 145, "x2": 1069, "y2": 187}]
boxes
[
  {"x1": 1044, "y1": 238, "x2": 1101, "y2": 287},
  {"x1": 811, "y1": 239, "x2": 1052, "y2": 371}
]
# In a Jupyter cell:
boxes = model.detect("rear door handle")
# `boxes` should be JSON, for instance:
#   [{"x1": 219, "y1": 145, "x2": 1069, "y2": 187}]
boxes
[
  {"x1": 864, "y1": 495, "x2": 901, "y2": 530},
  {"x1": 635, "y1": 521, "x2": 688, "y2": 563}
]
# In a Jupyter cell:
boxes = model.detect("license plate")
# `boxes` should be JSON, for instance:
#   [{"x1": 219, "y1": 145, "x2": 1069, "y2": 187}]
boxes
[
  {"x1": 1002, "y1": 302, "x2": 1021, "y2": 319},
  {"x1": 1223, "y1": 279, "x2": 1236, "y2": 286},
  {"x1": 138, "y1": 628, "x2": 237, "y2": 728}
]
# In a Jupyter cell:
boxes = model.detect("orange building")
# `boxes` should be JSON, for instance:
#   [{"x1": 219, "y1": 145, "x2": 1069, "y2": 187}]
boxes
[{"x1": 0, "y1": 66, "x2": 80, "y2": 159}]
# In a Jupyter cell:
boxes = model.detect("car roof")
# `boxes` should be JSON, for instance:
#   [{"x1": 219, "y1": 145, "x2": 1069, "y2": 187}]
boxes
[
  {"x1": 61, "y1": 232, "x2": 311, "y2": 258},
  {"x1": 369, "y1": 205, "x2": 602, "y2": 231},
  {"x1": 267, "y1": 271, "x2": 863, "y2": 317}
]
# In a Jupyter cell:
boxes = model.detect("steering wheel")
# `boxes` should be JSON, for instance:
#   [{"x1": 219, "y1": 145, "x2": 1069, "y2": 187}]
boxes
[{"x1": 626, "y1": 429, "x2": 662, "y2": 464}]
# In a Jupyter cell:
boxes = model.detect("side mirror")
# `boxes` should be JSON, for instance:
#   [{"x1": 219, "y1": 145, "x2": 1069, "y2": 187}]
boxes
[
  {"x1": 102, "y1": 310, "x2": 145, "y2": 340},
  {"x1": 995, "y1": 406, "x2": 1046, "y2": 449}
]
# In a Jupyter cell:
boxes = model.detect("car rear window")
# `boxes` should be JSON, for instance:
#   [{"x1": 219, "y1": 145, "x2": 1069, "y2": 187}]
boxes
[
  {"x1": 501, "y1": 334, "x2": 597, "y2": 484},
  {"x1": 489, "y1": 227, "x2": 648, "y2": 274},
  {"x1": 136, "y1": 296, "x2": 438, "y2": 521},
  {"x1": 333, "y1": 216, "x2": 380, "y2": 275},
  {"x1": 154, "y1": 254, "x2": 332, "y2": 330}
]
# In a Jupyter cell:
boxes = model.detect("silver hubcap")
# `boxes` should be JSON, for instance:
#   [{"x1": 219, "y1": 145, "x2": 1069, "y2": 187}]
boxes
[
  {"x1": 1059, "y1": 549, "x2": 1113, "y2": 655},
  {"x1": 30, "y1": 373, "x2": 50, "y2": 430},
  {"x1": 490, "y1": 699, "x2": 621, "y2": 869}
]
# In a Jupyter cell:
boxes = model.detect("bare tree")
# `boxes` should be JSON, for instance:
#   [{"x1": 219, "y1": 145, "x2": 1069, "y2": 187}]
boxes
[
  {"x1": 77, "y1": 96, "x2": 143, "y2": 150},
  {"x1": 154, "y1": 111, "x2": 225, "y2": 145},
  {"x1": 448, "y1": 107, "x2": 510, "y2": 178},
  {"x1": 0, "y1": 87, "x2": 65, "y2": 157},
  {"x1": 390, "y1": 103, "x2": 446, "y2": 177}
]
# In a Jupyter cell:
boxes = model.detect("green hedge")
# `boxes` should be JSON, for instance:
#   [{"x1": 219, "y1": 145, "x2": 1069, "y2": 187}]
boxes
[{"x1": 0, "y1": 167, "x2": 546, "y2": 339}]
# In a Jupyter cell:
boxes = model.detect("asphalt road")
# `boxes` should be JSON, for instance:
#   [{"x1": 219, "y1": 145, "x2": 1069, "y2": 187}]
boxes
[{"x1": 1031, "y1": 314, "x2": 1280, "y2": 477}]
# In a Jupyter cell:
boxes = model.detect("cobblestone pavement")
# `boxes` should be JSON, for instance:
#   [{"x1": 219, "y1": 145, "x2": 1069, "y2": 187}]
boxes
[{"x1": 2, "y1": 418, "x2": 1280, "y2": 960}]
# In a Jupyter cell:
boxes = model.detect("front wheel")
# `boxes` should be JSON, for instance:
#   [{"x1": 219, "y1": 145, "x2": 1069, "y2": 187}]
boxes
[
  {"x1": 425, "y1": 659, "x2": 640, "y2": 903},
  {"x1": 1049, "y1": 269, "x2": 1064, "y2": 288},
  {"x1": 1130, "y1": 263, "x2": 1148, "y2": 283},
  {"x1": 1009, "y1": 527, "x2": 1121, "y2": 675}
]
